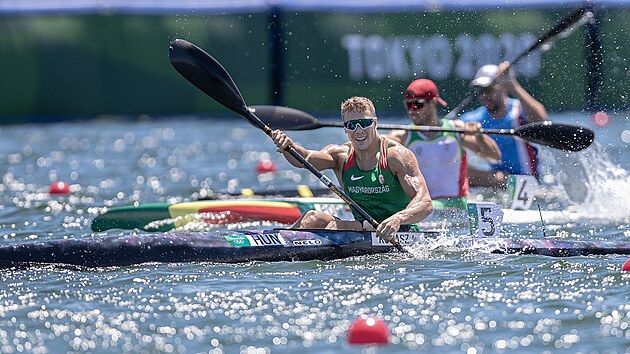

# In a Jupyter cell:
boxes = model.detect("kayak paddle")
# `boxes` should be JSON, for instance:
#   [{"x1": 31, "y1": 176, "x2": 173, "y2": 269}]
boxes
[
  {"x1": 168, "y1": 39, "x2": 408, "y2": 253},
  {"x1": 444, "y1": 6, "x2": 594, "y2": 120},
  {"x1": 251, "y1": 105, "x2": 594, "y2": 152}
]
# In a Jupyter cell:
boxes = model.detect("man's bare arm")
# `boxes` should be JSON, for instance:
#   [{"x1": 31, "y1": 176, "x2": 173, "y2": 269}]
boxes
[
  {"x1": 384, "y1": 129, "x2": 407, "y2": 144},
  {"x1": 374, "y1": 144, "x2": 433, "y2": 241},
  {"x1": 388, "y1": 145, "x2": 433, "y2": 225},
  {"x1": 454, "y1": 120, "x2": 502, "y2": 162},
  {"x1": 270, "y1": 130, "x2": 340, "y2": 171},
  {"x1": 500, "y1": 61, "x2": 548, "y2": 123}
]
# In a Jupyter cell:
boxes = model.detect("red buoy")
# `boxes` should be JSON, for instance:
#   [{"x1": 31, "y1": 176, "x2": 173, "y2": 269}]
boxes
[
  {"x1": 347, "y1": 317, "x2": 389, "y2": 345},
  {"x1": 591, "y1": 111, "x2": 610, "y2": 127},
  {"x1": 255, "y1": 160, "x2": 277, "y2": 174},
  {"x1": 622, "y1": 259, "x2": 630, "y2": 272},
  {"x1": 48, "y1": 181, "x2": 70, "y2": 195}
]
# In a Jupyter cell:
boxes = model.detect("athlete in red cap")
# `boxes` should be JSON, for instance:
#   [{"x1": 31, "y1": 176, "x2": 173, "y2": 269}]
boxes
[{"x1": 387, "y1": 79, "x2": 501, "y2": 209}]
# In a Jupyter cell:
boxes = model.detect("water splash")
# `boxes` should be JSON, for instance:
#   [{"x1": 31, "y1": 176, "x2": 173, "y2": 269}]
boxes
[{"x1": 544, "y1": 142, "x2": 630, "y2": 222}]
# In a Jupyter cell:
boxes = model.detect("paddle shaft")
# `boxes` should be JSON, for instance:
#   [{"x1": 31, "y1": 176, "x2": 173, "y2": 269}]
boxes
[
  {"x1": 443, "y1": 6, "x2": 590, "y2": 120},
  {"x1": 307, "y1": 120, "x2": 521, "y2": 136},
  {"x1": 252, "y1": 105, "x2": 594, "y2": 152}
]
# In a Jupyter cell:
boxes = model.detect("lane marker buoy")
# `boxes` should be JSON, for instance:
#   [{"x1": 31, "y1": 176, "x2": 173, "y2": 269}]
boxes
[
  {"x1": 49, "y1": 181, "x2": 70, "y2": 195},
  {"x1": 347, "y1": 316, "x2": 389, "y2": 345},
  {"x1": 255, "y1": 160, "x2": 277, "y2": 174}
]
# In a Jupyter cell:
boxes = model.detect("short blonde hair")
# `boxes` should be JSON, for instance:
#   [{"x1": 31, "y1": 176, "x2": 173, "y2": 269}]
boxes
[{"x1": 340, "y1": 96, "x2": 376, "y2": 118}]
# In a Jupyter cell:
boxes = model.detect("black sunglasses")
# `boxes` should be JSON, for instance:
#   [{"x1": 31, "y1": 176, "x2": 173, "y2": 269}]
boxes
[
  {"x1": 405, "y1": 100, "x2": 427, "y2": 110},
  {"x1": 343, "y1": 118, "x2": 375, "y2": 131}
]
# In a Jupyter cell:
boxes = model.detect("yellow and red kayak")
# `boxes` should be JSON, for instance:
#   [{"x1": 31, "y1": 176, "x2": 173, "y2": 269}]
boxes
[{"x1": 91, "y1": 198, "x2": 351, "y2": 232}]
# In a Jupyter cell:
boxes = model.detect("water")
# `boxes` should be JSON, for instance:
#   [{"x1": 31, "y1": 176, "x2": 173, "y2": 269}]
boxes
[{"x1": 0, "y1": 111, "x2": 629, "y2": 353}]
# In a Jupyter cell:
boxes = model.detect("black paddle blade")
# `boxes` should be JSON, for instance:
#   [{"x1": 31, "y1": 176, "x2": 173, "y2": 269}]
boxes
[
  {"x1": 516, "y1": 121, "x2": 594, "y2": 152},
  {"x1": 536, "y1": 6, "x2": 590, "y2": 46},
  {"x1": 169, "y1": 39, "x2": 248, "y2": 117},
  {"x1": 250, "y1": 105, "x2": 320, "y2": 130}
]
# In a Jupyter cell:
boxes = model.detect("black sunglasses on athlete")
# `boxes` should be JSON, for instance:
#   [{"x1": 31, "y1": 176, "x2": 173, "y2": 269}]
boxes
[
  {"x1": 343, "y1": 118, "x2": 375, "y2": 131},
  {"x1": 405, "y1": 100, "x2": 427, "y2": 110}
]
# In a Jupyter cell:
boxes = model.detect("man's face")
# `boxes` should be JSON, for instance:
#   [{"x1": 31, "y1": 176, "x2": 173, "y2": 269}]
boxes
[
  {"x1": 478, "y1": 84, "x2": 504, "y2": 113},
  {"x1": 343, "y1": 110, "x2": 377, "y2": 151},
  {"x1": 404, "y1": 98, "x2": 434, "y2": 125}
]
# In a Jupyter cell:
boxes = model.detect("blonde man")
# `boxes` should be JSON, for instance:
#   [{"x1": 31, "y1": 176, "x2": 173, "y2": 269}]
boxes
[{"x1": 270, "y1": 96, "x2": 433, "y2": 241}]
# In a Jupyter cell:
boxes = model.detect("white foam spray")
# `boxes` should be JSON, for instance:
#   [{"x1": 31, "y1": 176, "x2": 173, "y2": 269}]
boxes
[{"x1": 542, "y1": 142, "x2": 630, "y2": 222}]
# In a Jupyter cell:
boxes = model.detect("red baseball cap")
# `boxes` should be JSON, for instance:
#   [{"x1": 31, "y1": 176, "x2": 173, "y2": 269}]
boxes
[{"x1": 404, "y1": 79, "x2": 447, "y2": 107}]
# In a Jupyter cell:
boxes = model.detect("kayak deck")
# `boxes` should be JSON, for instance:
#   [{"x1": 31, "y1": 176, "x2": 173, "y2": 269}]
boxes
[
  {"x1": 91, "y1": 198, "x2": 352, "y2": 232},
  {"x1": 0, "y1": 229, "x2": 405, "y2": 267},
  {"x1": 1, "y1": 229, "x2": 630, "y2": 268}
]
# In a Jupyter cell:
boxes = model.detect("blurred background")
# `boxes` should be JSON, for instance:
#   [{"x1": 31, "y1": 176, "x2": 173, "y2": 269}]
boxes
[
  {"x1": 0, "y1": 5, "x2": 628, "y2": 352},
  {"x1": 0, "y1": 0, "x2": 627, "y2": 124}
]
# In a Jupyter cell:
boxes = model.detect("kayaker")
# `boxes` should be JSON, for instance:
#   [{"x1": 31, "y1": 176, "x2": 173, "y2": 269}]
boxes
[
  {"x1": 270, "y1": 96, "x2": 433, "y2": 242},
  {"x1": 460, "y1": 61, "x2": 548, "y2": 188},
  {"x1": 386, "y1": 79, "x2": 501, "y2": 210}
]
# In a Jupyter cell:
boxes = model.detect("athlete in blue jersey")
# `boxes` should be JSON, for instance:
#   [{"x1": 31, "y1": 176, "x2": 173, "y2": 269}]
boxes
[{"x1": 460, "y1": 62, "x2": 548, "y2": 188}]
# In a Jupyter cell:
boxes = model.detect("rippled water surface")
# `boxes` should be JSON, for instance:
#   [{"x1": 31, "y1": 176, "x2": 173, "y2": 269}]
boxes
[{"x1": 0, "y1": 112, "x2": 629, "y2": 353}]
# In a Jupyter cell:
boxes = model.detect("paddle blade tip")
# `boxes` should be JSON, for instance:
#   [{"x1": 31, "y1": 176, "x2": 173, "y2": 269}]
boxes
[
  {"x1": 566, "y1": 124, "x2": 595, "y2": 151},
  {"x1": 168, "y1": 38, "x2": 203, "y2": 68},
  {"x1": 169, "y1": 38, "x2": 191, "y2": 56},
  {"x1": 167, "y1": 38, "x2": 250, "y2": 117},
  {"x1": 520, "y1": 121, "x2": 595, "y2": 152},
  {"x1": 169, "y1": 38, "x2": 188, "y2": 47}
]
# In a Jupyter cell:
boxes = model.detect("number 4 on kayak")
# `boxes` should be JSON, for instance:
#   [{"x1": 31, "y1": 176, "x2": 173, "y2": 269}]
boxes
[{"x1": 506, "y1": 175, "x2": 540, "y2": 211}]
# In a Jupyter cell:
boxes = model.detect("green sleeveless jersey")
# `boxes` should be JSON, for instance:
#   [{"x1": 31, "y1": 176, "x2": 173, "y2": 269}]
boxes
[{"x1": 341, "y1": 137, "x2": 412, "y2": 223}]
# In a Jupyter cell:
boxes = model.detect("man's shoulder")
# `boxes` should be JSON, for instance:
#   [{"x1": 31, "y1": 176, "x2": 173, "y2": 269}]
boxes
[
  {"x1": 459, "y1": 107, "x2": 487, "y2": 122},
  {"x1": 387, "y1": 138, "x2": 407, "y2": 152},
  {"x1": 385, "y1": 140, "x2": 416, "y2": 168},
  {"x1": 385, "y1": 129, "x2": 407, "y2": 143},
  {"x1": 323, "y1": 142, "x2": 350, "y2": 151},
  {"x1": 323, "y1": 142, "x2": 351, "y2": 160}
]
